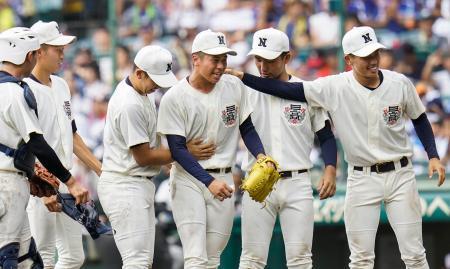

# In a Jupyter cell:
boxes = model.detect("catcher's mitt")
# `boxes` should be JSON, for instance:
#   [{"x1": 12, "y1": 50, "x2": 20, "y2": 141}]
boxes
[
  {"x1": 241, "y1": 156, "x2": 280, "y2": 203},
  {"x1": 29, "y1": 163, "x2": 60, "y2": 198}
]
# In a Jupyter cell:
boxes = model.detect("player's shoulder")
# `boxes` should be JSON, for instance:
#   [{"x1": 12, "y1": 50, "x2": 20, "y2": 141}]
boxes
[
  {"x1": 0, "y1": 80, "x2": 23, "y2": 96},
  {"x1": 220, "y1": 74, "x2": 244, "y2": 86},
  {"x1": 23, "y1": 77, "x2": 43, "y2": 90},
  {"x1": 50, "y1": 75, "x2": 71, "y2": 93},
  {"x1": 380, "y1": 69, "x2": 415, "y2": 92},
  {"x1": 50, "y1": 74, "x2": 68, "y2": 86},
  {"x1": 380, "y1": 69, "x2": 410, "y2": 83},
  {"x1": 217, "y1": 74, "x2": 245, "y2": 94},
  {"x1": 288, "y1": 75, "x2": 304, "y2": 82},
  {"x1": 160, "y1": 78, "x2": 187, "y2": 103}
]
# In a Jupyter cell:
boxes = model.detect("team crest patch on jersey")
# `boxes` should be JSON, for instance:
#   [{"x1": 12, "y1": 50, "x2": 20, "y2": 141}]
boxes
[
  {"x1": 63, "y1": 101, "x2": 72, "y2": 120},
  {"x1": 284, "y1": 104, "x2": 306, "y2": 125},
  {"x1": 221, "y1": 104, "x2": 238, "y2": 127},
  {"x1": 382, "y1": 105, "x2": 402, "y2": 126}
]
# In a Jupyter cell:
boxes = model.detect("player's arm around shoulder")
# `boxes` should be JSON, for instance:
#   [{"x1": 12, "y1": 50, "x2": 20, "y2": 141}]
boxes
[
  {"x1": 130, "y1": 142, "x2": 173, "y2": 167},
  {"x1": 315, "y1": 118, "x2": 338, "y2": 200}
]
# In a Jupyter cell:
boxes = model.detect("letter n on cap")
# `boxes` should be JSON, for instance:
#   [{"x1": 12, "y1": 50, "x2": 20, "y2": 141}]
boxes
[
  {"x1": 362, "y1": 33, "x2": 372, "y2": 43},
  {"x1": 258, "y1": 37, "x2": 267, "y2": 47},
  {"x1": 217, "y1": 35, "x2": 225, "y2": 45}
]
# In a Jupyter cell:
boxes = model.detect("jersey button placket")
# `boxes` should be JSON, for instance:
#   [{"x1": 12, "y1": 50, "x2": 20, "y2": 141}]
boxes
[
  {"x1": 271, "y1": 96, "x2": 282, "y2": 162},
  {"x1": 367, "y1": 93, "x2": 379, "y2": 155}
]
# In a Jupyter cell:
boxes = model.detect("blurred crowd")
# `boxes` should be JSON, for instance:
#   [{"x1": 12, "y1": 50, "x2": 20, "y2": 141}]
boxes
[{"x1": 2, "y1": 0, "x2": 450, "y2": 267}]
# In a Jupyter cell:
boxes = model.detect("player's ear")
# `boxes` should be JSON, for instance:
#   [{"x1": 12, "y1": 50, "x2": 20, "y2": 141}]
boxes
[
  {"x1": 25, "y1": 50, "x2": 37, "y2": 63},
  {"x1": 136, "y1": 69, "x2": 146, "y2": 80},
  {"x1": 283, "y1": 52, "x2": 291, "y2": 63},
  {"x1": 344, "y1": 54, "x2": 352, "y2": 66},
  {"x1": 192, "y1": 53, "x2": 201, "y2": 67}
]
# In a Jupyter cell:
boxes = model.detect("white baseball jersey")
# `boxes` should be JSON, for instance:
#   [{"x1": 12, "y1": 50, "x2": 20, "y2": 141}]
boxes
[
  {"x1": 24, "y1": 76, "x2": 74, "y2": 169},
  {"x1": 157, "y1": 74, "x2": 252, "y2": 172},
  {"x1": 303, "y1": 69, "x2": 425, "y2": 166},
  {"x1": 0, "y1": 81, "x2": 42, "y2": 171},
  {"x1": 102, "y1": 79, "x2": 160, "y2": 177},
  {"x1": 242, "y1": 75, "x2": 328, "y2": 172}
]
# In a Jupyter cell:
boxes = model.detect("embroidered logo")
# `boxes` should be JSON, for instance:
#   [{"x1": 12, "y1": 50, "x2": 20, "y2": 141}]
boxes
[
  {"x1": 362, "y1": 33, "x2": 372, "y2": 43},
  {"x1": 166, "y1": 63, "x2": 172, "y2": 72},
  {"x1": 63, "y1": 101, "x2": 72, "y2": 120},
  {"x1": 221, "y1": 104, "x2": 238, "y2": 127},
  {"x1": 258, "y1": 37, "x2": 267, "y2": 47},
  {"x1": 284, "y1": 104, "x2": 306, "y2": 125},
  {"x1": 217, "y1": 35, "x2": 225, "y2": 45},
  {"x1": 382, "y1": 105, "x2": 402, "y2": 126}
]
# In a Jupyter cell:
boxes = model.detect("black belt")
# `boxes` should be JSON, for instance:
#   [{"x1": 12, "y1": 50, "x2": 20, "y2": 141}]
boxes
[
  {"x1": 279, "y1": 169, "x2": 308, "y2": 178},
  {"x1": 354, "y1": 157, "x2": 408, "y2": 174},
  {"x1": 205, "y1": 167, "x2": 232, "y2": 174},
  {"x1": 131, "y1": 175, "x2": 153, "y2": 180}
]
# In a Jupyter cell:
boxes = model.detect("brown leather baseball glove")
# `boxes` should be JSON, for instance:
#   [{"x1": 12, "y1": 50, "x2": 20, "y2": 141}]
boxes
[{"x1": 29, "y1": 163, "x2": 60, "y2": 197}]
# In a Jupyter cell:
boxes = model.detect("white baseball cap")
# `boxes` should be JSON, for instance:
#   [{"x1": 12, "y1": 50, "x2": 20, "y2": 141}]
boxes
[
  {"x1": 342, "y1": 26, "x2": 386, "y2": 57},
  {"x1": 134, "y1": 45, "x2": 178, "y2": 88},
  {"x1": 191, "y1": 29, "x2": 237, "y2": 56},
  {"x1": 248, "y1": 28, "x2": 290, "y2": 60},
  {"x1": 0, "y1": 27, "x2": 40, "y2": 65},
  {"x1": 31, "y1": 21, "x2": 76, "y2": 46}
]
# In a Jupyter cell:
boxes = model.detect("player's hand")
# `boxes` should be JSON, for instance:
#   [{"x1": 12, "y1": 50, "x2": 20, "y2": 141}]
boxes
[
  {"x1": 224, "y1": 68, "x2": 244, "y2": 80},
  {"x1": 257, "y1": 154, "x2": 276, "y2": 169},
  {"x1": 317, "y1": 165, "x2": 336, "y2": 200},
  {"x1": 65, "y1": 177, "x2": 89, "y2": 204},
  {"x1": 429, "y1": 157, "x2": 445, "y2": 186},
  {"x1": 208, "y1": 179, "x2": 234, "y2": 201},
  {"x1": 43, "y1": 195, "x2": 61, "y2": 212},
  {"x1": 187, "y1": 138, "x2": 216, "y2": 160}
]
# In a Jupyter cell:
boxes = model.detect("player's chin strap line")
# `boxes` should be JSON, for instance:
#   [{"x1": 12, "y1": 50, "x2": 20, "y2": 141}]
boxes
[{"x1": 56, "y1": 191, "x2": 113, "y2": 239}]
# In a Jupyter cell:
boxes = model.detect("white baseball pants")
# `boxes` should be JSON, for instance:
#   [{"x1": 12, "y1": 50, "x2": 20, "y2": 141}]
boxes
[
  {"x1": 27, "y1": 183, "x2": 84, "y2": 269},
  {"x1": 98, "y1": 172, "x2": 156, "y2": 269},
  {"x1": 239, "y1": 171, "x2": 314, "y2": 269},
  {"x1": 170, "y1": 169, "x2": 235, "y2": 269},
  {"x1": 345, "y1": 162, "x2": 428, "y2": 269},
  {"x1": 0, "y1": 171, "x2": 33, "y2": 268}
]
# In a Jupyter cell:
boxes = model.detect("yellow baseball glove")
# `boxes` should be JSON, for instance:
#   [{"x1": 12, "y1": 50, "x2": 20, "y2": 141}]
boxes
[{"x1": 241, "y1": 156, "x2": 280, "y2": 203}]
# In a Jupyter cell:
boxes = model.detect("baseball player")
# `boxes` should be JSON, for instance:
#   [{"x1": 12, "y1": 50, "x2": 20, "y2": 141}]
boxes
[
  {"x1": 0, "y1": 27, "x2": 88, "y2": 269},
  {"x1": 239, "y1": 28, "x2": 337, "y2": 269},
  {"x1": 23, "y1": 21, "x2": 102, "y2": 269},
  {"x1": 98, "y1": 45, "x2": 215, "y2": 269},
  {"x1": 226, "y1": 26, "x2": 445, "y2": 269},
  {"x1": 157, "y1": 29, "x2": 271, "y2": 268}
]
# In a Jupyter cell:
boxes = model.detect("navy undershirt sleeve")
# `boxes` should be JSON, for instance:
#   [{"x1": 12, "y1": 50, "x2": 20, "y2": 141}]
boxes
[
  {"x1": 166, "y1": 134, "x2": 214, "y2": 186},
  {"x1": 27, "y1": 133, "x2": 72, "y2": 182},
  {"x1": 412, "y1": 113, "x2": 439, "y2": 159},
  {"x1": 71, "y1": 120, "x2": 77, "y2": 134},
  {"x1": 239, "y1": 116, "x2": 265, "y2": 157},
  {"x1": 242, "y1": 73, "x2": 306, "y2": 102},
  {"x1": 315, "y1": 120, "x2": 337, "y2": 167}
]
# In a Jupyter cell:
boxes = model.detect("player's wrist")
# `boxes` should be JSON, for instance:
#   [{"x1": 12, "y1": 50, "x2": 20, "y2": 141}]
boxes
[
  {"x1": 65, "y1": 177, "x2": 76, "y2": 187},
  {"x1": 324, "y1": 165, "x2": 337, "y2": 172},
  {"x1": 256, "y1": 153, "x2": 266, "y2": 160}
]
